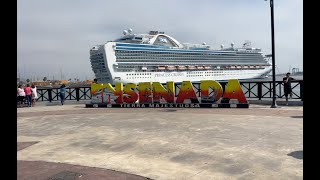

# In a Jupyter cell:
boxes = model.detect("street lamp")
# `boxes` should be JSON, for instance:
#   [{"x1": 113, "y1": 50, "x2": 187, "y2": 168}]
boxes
[{"x1": 266, "y1": 0, "x2": 278, "y2": 108}]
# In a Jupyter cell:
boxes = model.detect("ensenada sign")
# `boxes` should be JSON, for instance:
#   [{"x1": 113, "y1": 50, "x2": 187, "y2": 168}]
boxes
[{"x1": 89, "y1": 79, "x2": 248, "y2": 108}]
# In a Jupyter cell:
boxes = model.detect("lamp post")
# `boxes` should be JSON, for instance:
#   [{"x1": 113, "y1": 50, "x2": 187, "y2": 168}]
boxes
[{"x1": 267, "y1": 0, "x2": 278, "y2": 108}]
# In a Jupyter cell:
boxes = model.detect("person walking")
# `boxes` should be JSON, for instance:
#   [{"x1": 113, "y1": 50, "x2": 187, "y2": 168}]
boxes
[{"x1": 59, "y1": 84, "x2": 66, "y2": 105}]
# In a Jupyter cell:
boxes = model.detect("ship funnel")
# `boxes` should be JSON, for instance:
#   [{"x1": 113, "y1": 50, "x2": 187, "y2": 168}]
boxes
[
  {"x1": 128, "y1": 28, "x2": 133, "y2": 34},
  {"x1": 231, "y1": 42, "x2": 234, "y2": 47},
  {"x1": 123, "y1": 30, "x2": 128, "y2": 35},
  {"x1": 221, "y1": 44, "x2": 224, "y2": 49}
]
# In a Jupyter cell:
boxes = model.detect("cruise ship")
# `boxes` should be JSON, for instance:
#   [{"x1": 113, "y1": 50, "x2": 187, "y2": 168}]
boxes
[{"x1": 90, "y1": 29, "x2": 272, "y2": 84}]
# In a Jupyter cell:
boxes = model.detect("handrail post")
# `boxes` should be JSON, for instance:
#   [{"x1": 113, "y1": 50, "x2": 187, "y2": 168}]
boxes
[
  {"x1": 257, "y1": 82, "x2": 262, "y2": 100},
  {"x1": 48, "y1": 89, "x2": 52, "y2": 102},
  {"x1": 76, "y1": 88, "x2": 80, "y2": 101},
  {"x1": 300, "y1": 80, "x2": 303, "y2": 101}
]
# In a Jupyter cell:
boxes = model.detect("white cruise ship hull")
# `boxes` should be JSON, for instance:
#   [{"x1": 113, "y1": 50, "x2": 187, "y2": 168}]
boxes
[{"x1": 111, "y1": 68, "x2": 272, "y2": 84}]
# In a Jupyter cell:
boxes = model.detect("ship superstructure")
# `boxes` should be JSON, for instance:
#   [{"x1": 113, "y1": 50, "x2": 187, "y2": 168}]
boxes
[{"x1": 90, "y1": 29, "x2": 272, "y2": 84}]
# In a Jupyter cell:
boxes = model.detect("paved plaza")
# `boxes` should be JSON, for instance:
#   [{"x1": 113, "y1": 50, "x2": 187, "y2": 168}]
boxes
[{"x1": 17, "y1": 103, "x2": 303, "y2": 179}]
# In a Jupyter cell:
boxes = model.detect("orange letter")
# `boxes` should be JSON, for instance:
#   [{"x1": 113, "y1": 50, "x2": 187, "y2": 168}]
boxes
[
  {"x1": 176, "y1": 81, "x2": 199, "y2": 103},
  {"x1": 223, "y1": 79, "x2": 247, "y2": 103}
]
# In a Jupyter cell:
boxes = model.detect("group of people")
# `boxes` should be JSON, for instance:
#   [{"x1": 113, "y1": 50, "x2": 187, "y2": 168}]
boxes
[
  {"x1": 17, "y1": 83, "x2": 67, "y2": 107},
  {"x1": 17, "y1": 84, "x2": 38, "y2": 107}
]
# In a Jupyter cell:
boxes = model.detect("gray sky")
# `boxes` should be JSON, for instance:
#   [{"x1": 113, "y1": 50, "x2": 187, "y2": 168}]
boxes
[{"x1": 17, "y1": 0, "x2": 302, "y2": 80}]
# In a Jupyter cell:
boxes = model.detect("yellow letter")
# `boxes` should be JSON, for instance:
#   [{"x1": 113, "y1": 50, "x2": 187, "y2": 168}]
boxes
[
  {"x1": 114, "y1": 83, "x2": 124, "y2": 104},
  {"x1": 200, "y1": 80, "x2": 223, "y2": 102}
]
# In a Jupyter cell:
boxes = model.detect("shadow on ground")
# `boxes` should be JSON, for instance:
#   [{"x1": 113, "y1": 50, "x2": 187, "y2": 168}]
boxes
[
  {"x1": 287, "y1": 151, "x2": 303, "y2": 160},
  {"x1": 17, "y1": 142, "x2": 39, "y2": 151},
  {"x1": 18, "y1": 161, "x2": 152, "y2": 180},
  {"x1": 291, "y1": 116, "x2": 303, "y2": 119}
]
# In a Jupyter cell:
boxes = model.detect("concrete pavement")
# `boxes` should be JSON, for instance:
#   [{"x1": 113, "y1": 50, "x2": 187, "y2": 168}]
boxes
[{"x1": 17, "y1": 104, "x2": 303, "y2": 179}]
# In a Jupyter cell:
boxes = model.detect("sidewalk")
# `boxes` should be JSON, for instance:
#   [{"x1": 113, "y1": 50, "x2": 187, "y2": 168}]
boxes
[{"x1": 18, "y1": 104, "x2": 303, "y2": 179}]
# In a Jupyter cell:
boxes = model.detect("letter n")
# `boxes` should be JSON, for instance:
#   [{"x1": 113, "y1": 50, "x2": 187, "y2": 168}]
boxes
[{"x1": 153, "y1": 82, "x2": 175, "y2": 103}]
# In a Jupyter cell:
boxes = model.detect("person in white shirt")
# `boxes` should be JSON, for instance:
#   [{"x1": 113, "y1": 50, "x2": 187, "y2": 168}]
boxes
[
  {"x1": 17, "y1": 85, "x2": 26, "y2": 105},
  {"x1": 31, "y1": 84, "x2": 38, "y2": 107}
]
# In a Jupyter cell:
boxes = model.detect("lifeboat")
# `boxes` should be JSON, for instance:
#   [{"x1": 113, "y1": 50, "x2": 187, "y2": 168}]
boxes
[
  {"x1": 166, "y1": 66, "x2": 176, "y2": 70},
  {"x1": 243, "y1": 65, "x2": 248, "y2": 69},
  {"x1": 188, "y1": 65, "x2": 196, "y2": 70},
  {"x1": 197, "y1": 66, "x2": 204, "y2": 69},
  {"x1": 177, "y1": 66, "x2": 186, "y2": 70},
  {"x1": 141, "y1": 66, "x2": 147, "y2": 70},
  {"x1": 249, "y1": 65, "x2": 254, "y2": 68},
  {"x1": 230, "y1": 66, "x2": 236, "y2": 69},
  {"x1": 236, "y1": 65, "x2": 241, "y2": 69},
  {"x1": 158, "y1": 66, "x2": 166, "y2": 70},
  {"x1": 204, "y1": 66, "x2": 211, "y2": 69}
]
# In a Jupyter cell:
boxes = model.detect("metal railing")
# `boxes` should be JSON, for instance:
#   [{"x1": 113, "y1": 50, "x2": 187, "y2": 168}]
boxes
[{"x1": 36, "y1": 80, "x2": 303, "y2": 102}]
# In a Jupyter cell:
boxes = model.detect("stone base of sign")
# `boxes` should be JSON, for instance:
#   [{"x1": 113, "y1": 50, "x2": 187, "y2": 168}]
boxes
[{"x1": 85, "y1": 103, "x2": 249, "y2": 108}]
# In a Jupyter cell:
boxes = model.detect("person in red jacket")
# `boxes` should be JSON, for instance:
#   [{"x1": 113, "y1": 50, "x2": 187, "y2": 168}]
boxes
[{"x1": 24, "y1": 84, "x2": 32, "y2": 107}]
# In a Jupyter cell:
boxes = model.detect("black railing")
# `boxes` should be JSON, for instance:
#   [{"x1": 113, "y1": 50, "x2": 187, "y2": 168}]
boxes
[{"x1": 36, "y1": 80, "x2": 303, "y2": 102}]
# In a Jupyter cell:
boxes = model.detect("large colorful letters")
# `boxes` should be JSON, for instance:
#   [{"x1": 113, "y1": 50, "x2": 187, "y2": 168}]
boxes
[{"x1": 91, "y1": 79, "x2": 247, "y2": 104}]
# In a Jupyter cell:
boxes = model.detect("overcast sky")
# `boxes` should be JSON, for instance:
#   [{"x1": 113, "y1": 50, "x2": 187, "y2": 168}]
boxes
[{"x1": 17, "y1": 0, "x2": 302, "y2": 80}]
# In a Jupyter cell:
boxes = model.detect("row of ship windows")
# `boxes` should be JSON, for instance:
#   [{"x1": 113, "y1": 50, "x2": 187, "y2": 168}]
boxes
[
  {"x1": 187, "y1": 72, "x2": 223, "y2": 74},
  {"x1": 123, "y1": 74, "x2": 244, "y2": 78},
  {"x1": 126, "y1": 73, "x2": 152, "y2": 76},
  {"x1": 92, "y1": 66, "x2": 106, "y2": 69},
  {"x1": 122, "y1": 72, "x2": 250, "y2": 77},
  {"x1": 116, "y1": 69, "x2": 261, "y2": 73},
  {"x1": 90, "y1": 57, "x2": 104, "y2": 61},
  {"x1": 90, "y1": 54, "x2": 104, "y2": 58},
  {"x1": 116, "y1": 60, "x2": 262, "y2": 63},
  {"x1": 116, "y1": 57, "x2": 260, "y2": 60},
  {"x1": 115, "y1": 54, "x2": 262, "y2": 57},
  {"x1": 186, "y1": 71, "x2": 254, "y2": 74},
  {"x1": 115, "y1": 54, "x2": 260, "y2": 57},
  {"x1": 115, "y1": 51, "x2": 259, "y2": 55},
  {"x1": 91, "y1": 60, "x2": 104, "y2": 63},
  {"x1": 127, "y1": 77, "x2": 151, "y2": 79}
]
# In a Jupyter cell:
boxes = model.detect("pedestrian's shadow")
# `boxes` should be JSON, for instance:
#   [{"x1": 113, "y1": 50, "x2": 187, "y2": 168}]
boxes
[
  {"x1": 287, "y1": 151, "x2": 303, "y2": 159},
  {"x1": 291, "y1": 116, "x2": 303, "y2": 118}
]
